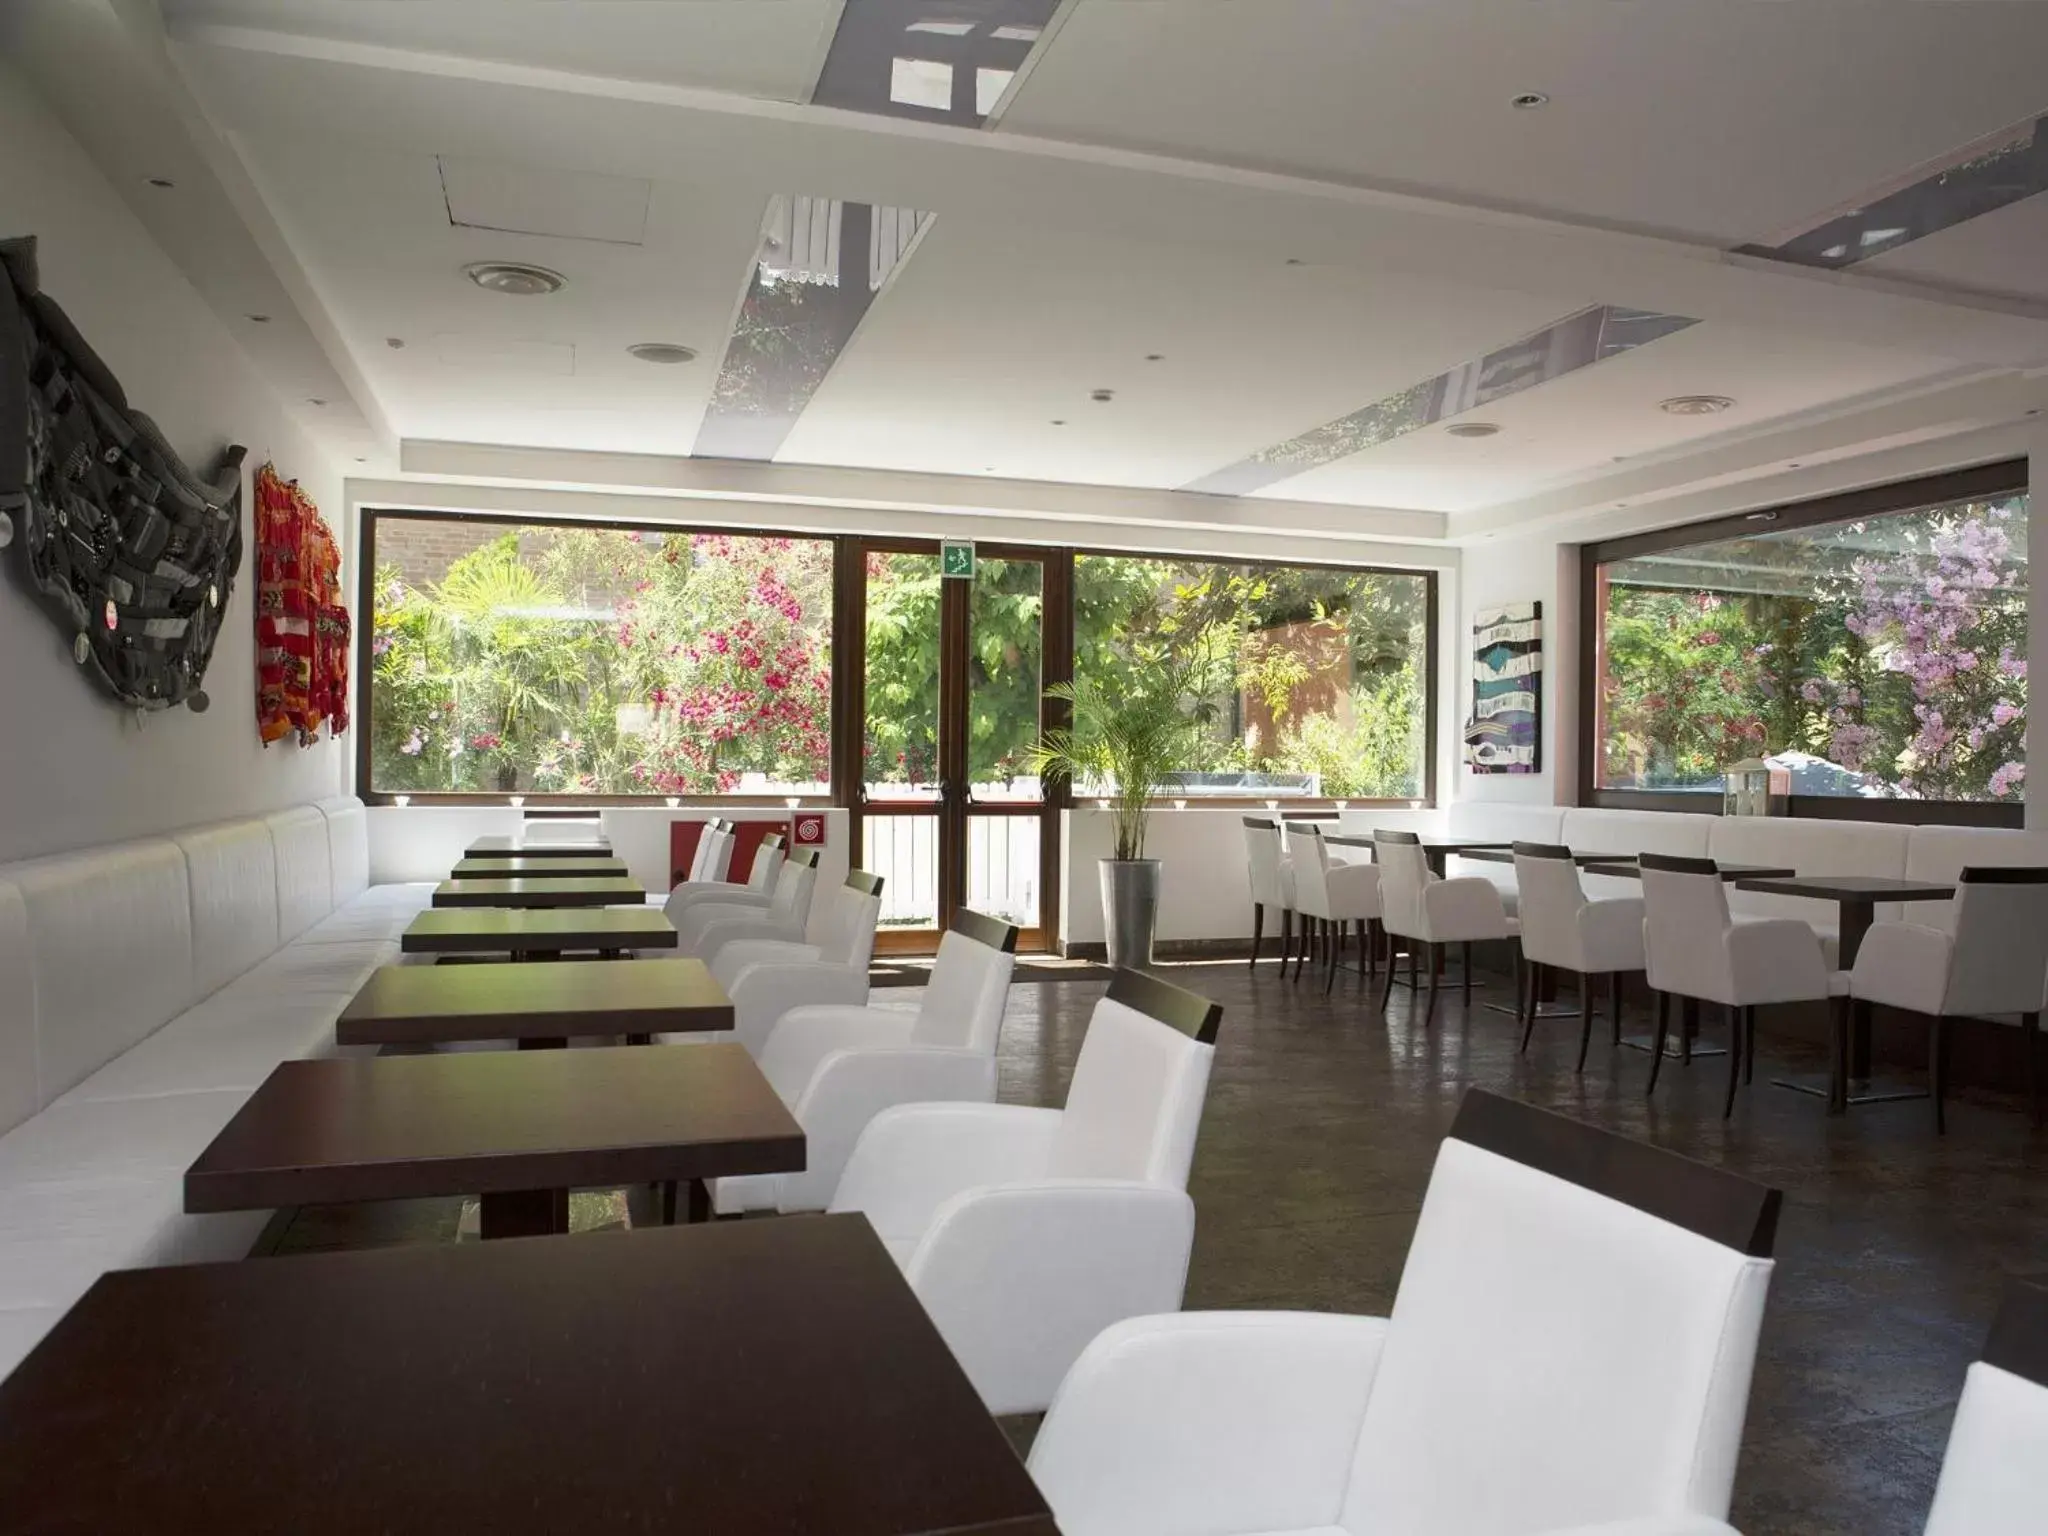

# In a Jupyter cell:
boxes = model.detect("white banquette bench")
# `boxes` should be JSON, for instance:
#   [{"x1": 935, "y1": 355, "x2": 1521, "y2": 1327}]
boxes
[
  {"x1": 0, "y1": 796, "x2": 433, "y2": 1380},
  {"x1": 1341, "y1": 801, "x2": 2048, "y2": 959}
]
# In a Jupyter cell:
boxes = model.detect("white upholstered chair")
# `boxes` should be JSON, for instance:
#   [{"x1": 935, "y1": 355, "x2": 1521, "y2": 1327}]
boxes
[
  {"x1": 828, "y1": 967, "x2": 1222, "y2": 1414},
  {"x1": 1639, "y1": 854, "x2": 1844, "y2": 1118},
  {"x1": 1374, "y1": 829, "x2": 1517, "y2": 1024},
  {"x1": 1923, "y1": 1280, "x2": 2048, "y2": 1536},
  {"x1": 1241, "y1": 816, "x2": 1297, "y2": 970},
  {"x1": 1027, "y1": 1088, "x2": 1780, "y2": 1536},
  {"x1": 661, "y1": 824, "x2": 783, "y2": 922},
  {"x1": 704, "y1": 871, "x2": 885, "y2": 1054},
  {"x1": 1513, "y1": 842, "x2": 1646, "y2": 1070},
  {"x1": 672, "y1": 848, "x2": 818, "y2": 959},
  {"x1": 711, "y1": 909, "x2": 1021, "y2": 1215},
  {"x1": 1291, "y1": 824, "x2": 1382, "y2": 993},
  {"x1": 1843, "y1": 866, "x2": 2048, "y2": 1131}
]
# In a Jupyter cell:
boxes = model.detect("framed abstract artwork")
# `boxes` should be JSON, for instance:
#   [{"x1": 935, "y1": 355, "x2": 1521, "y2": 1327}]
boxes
[{"x1": 1465, "y1": 602, "x2": 1541, "y2": 773}]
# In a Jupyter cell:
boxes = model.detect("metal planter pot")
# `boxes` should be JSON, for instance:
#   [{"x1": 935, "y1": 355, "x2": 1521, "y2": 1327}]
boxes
[{"x1": 1099, "y1": 858, "x2": 1162, "y2": 970}]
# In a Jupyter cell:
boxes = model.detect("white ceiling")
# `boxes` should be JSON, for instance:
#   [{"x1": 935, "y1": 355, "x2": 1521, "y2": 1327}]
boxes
[{"x1": 8, "y1": 0, "x2": 2045, "y2": 548}]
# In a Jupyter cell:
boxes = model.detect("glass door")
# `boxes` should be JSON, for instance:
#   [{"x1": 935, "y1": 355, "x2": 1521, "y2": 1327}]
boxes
[{"x1": 852, "y1": 541, "x2": 1063, "y2": 952}]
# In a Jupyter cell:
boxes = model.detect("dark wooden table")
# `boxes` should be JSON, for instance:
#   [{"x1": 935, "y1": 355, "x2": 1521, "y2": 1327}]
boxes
[
  {"x1": 449, "y1": 855, "x2": 628, "y2": 880},
  {"x1": 1325, "y1": 832, "x2": 1513, "y2": 876},
  {"x1": 0, "y1": 1216, "x2": 1054, "y2": 1536},
  {"x1": 338, "y1": 957, "x2": 732, "y2": 1050},
  {"x1": 1735, "y1": 873, "x2": 1957, "y2": 1106},
  {"x1": 432, "y1": 876, "x2": 646, "y2": 908},
  {"x1": 1582, "y1": 859, "x2": 1798, "y2": 882},
  {"x1": 1461, "y1": 847, "x2": 1635, "y2": 867},
  {"x1": 402, "y1": 906, "x2": 676, "y2": 959},
  {"x1": 465, "y1": 835, "x2": 614, "y2": 858},
  {"x1": 186, "y1": 1045, "x2": 802, "y2": 1239}
]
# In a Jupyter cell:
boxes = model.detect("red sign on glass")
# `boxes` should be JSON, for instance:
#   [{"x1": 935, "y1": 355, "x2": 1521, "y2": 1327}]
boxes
[{"x1": 790, "y1": 812, "x2": 827, "y2": 848}]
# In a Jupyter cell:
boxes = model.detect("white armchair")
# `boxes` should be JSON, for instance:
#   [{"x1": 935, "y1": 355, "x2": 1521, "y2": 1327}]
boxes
[
  {"x1": 659, "y1": 827, "x2": 782, "y2": 921},
  {"x1": 1028, "y1": 1088, "x2": 1778, "y2": 1536},
  {"x1": 828, "y1": 967, "x2": 1223, "y2": 1414},
  {"x1": 1374, "y1": 829, "x2": 1517, "y2": 1024},
  {"x1": 1842, "y1": 866, "x2": 2048, "y2": 1130},
  {"x1": 1640, "y1": 854, "x2": 1844, "y2": 1117},
  {"x1": 1241, "y1": 816, "x2": 1297, "y2": 971},
  {"x1": 1514, "y1": 842, "x2": 1646, "y2": 1070},
  {"x1": 1924, "y1": 1279, "x2": 2048, "y2": 1535},
  {"x1": 673, "y1": 848, "x2": 818, "y2": 959},
  {"x1": 713, "y1": 908, "x2": 1021, "y2": 1215},
  {"x1": 699, "y1": 871, "x2": 886, "y2": 1054},
  {"x1": 1292, "y1": 824, "x2": 1382, "y2": 994}
]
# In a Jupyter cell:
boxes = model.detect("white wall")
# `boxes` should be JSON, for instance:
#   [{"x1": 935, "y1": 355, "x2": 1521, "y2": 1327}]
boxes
[
  {"x1": 0, "y1": 59, "x2": 347, "y2": 862},
  {"x1": 1455, "y1": 530, "x2": 1577, "y2": 807}
]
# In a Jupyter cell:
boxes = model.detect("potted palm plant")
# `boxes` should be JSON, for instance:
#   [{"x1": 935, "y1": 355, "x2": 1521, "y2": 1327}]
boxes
[{"x1": 1026, "y1": 664, "x2": 1204, "y2": 968}]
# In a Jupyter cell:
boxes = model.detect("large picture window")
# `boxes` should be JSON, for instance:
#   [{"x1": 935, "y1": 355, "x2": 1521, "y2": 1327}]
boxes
[
  {"x1": 1073, "y1": 554, "x2": 1433, "y2": 801},
  {"x1": 368, "y1": 517, "x2": 833, "y2": 796},
  {"x1": 1591, "y1": 470, "x2": 2027, "y2": 804}
]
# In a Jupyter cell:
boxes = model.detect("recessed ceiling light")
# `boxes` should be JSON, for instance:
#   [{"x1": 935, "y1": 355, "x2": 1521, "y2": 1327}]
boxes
[
  {"x1": 1050, "y1": 419, "x2": 1066, "y2": 426},
  {"x1": 463, "y1": 261, "x2": 566, "y2": 296},
  {"x1": 1284, "y1": 257, "x2": 1305, "y2": 267},
  {"x1": 247, "y1": 314, "x2": 270, "y2": 324},
  {"x1": 145, "y1": 177, "x2": 175, "y2": 189},
  {"x1": 386, "y1": 337, "x2": 406, "y2": 350},
  {"x1": 1145, "y1": 353, "x2": 1164, "y2": 362},
  {"x1": 1511, "y1": 92, "x2": 1549, "y2": 110},
  {"x1": 1090, "y1": 388, "x2": 1114, "y2": 403},
  {"x1": 1660, "y1": 394, "x2": 1736, "y2": 416},
  {"x1": 1445, "y1": 421, "x2": 1501, "y2": 438},
  {"x1": 627, "y1": 342, "x2": 699, "y2": 365},
  {"x1": 353, "y1": 456, "x2": 367, "y2": 463},
  {"x1": 307, "y1": 398, "x2": 326, "y2": 407}
]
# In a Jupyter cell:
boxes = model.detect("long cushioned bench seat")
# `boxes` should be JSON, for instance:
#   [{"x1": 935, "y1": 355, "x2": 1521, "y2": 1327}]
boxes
[
  {"x1": 1339, "y1": 800, "x2": 2048, "y2": 967},
  {"x1": 0, "y1": 796, "x2": 433, "y2": 1380}
]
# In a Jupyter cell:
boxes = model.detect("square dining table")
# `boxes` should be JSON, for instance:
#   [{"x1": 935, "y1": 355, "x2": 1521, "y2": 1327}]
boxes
[
  {"x1": 402, "y1": 905, "x2": 675, "y2": 960},
  {"x1": 0, "y1": 1215, "x2": 1054, "y2": 1535},
  {"x1": 1734, "y1": 873, "x2": 1957, "y2": 1106},
  {"x1": 338, "y1": 956, "x2": 732, "y2": 1051},
  {"x1": 448, "y1": 855, "x2": 628, "y2": 880},
  {"x1": 432, "y1": 875, "x2": 645, "y2": 908},
  {"x1": 465, "y1": 834, "x2": 614, "y2": 858},
  {"x1": 186, "y1": 1045, "x2": 802, "y2": 1239}
]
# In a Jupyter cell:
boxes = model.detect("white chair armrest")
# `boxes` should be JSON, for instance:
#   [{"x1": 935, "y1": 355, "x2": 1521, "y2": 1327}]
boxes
[
  {"x1": 907, "y1": 1181, "x2": 1198, "y2": 1415},
  {"x1": 829, "y1": 1102, "x2": 1062, "y2": 1239},
  {"x1": 684, "y1": 907, "x2": 803, "y2": 961},
  {"x1": 756, "y1": 1004, "x2": 916, "y2": 1099},
  {"x1": 727, "y1": 964, "x2": 873, "y2": 1058},
  {"x1": 1849, "y1": 921, "x2": 1954, "y2": 1015},
  {"x1": 774, "y1": 1046, "x2": 996, "y2": 1212},
  {"x1": 1326, "y1": 863, "x2": 1381, "y2": 900},
  {"x1": 1725, "y1": 918, "x2": 1836, "y2": 1004},
  {"x1": 1030, "y1": 1311, "x2": 1389, "y2": 1536},
  {"x1": 712, "y1": 938, "x2": 823, "y2": 991},
  {"x1": 1578, "y1": 896, "x2": 1648, "y2": 973},
  {"x1": 662, "y1": 882, "x2": 763, "y2": 921},
  {"x1": 1422, "y1": 876, "x2": 1510, "y2": 939}
]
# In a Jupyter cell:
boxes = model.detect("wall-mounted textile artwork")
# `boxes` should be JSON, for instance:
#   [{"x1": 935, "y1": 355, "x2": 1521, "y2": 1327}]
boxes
[
  {"x1": 255, "y1": 462, "x2": 349, "y2": 747},
  {"x1": 0, "y1": 235, "x2": 244, "y2": 712},
  {"x1": 1465, "y1": 601, "x2": 1542, "y2": 773}
]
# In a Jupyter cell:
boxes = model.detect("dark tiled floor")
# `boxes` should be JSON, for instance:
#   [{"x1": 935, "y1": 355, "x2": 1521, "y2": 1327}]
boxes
[{"x1": 274, "y1": 958, "x2": 2048, "y2": 1535}]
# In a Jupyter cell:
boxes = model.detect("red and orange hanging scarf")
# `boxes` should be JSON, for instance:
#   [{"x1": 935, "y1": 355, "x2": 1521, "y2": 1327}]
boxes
[{"x1": 254, "y1": 461, "x2": 350, "y2": 746}]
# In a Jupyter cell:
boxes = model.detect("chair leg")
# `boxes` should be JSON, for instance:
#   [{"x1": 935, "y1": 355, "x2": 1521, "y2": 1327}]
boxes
[
  {"x1": 1519, "y1": 963, "x2": 1540, "y2": 1053},
  {"x1": 1423, "y1": 944, "x2": 1441, "y2": 1026},
  {"x1": 1407, "y1": 938, "x2": 1420, "y2": 996},
  {"x1": 1577, "y1": 976, "x2": 1596, "y2": 1073},
  {"x1": 1681, "y1": 997, "x2": 1696, "y2": 1066},
  {"x1": 1323, "y1": 920, "x2": 1341, "y2": 995},
  {"x1": 1365, "y1": 918, "x2": 1379, "y2": 981},
  {"x1": 1249, "y1": 903, "x2": 1264, "y2": 969},
  {"x1": 1743, "y1": 1006, "x2": 1757, "y2": 1084},
  {"x1": 1377, "y1": 935, "x2": 1400, "y2": 1015},
  {"x1": 1609, "y1": 972, "x2": 1623, "y2": 1046},
  {"x1": 1291, "y1": 917, "x2": 1307, "y2": 981},
  {"x1": 1931, "y1": 1014, "x2": 1948, "y2": 1135},
  {"x1": 1828, "y1": 995, "x2": 1851, "y2": 1114},
  {"x1": 1723, "y1": 1003, "x2": 1743, "y2": 1120},
  {"x1": 1460, "y1": 940, "x2": 1473, "y2": 1006},
  {"x1": 2025, "y1": 1011, "x2": 2042, "y2": 1129},
  {"x1": 1647, "y1": 992, "x2": 1671, "y2": 1095}
]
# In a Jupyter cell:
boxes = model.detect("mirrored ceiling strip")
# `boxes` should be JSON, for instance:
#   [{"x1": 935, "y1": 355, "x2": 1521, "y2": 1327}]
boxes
[
  {"x1": 812, "y1": 0, "x2": 1062, "y2": 126},
  {"x1": 693, "y1": 194, "x2": 932, "y2": 461},
  {"x1": 1741, "y1": 113, "x2": 2047, "y2": 270},
  {"x1": 1182, "y1": 304, "x2": 1698, "y2": 497}
]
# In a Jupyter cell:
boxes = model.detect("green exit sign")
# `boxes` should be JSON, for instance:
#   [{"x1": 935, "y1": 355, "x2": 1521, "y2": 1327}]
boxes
[{"x1": 940, "y1": 539, "x2": 976, "y2": 579}]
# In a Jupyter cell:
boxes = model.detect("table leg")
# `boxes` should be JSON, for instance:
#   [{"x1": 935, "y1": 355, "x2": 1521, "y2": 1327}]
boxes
[
  {"x1": 1772, "y1": 899, "x2": 1928, "y2": 1107},
  {"x1": 684, "y1": 1178, "x2": 711, "y2": 1224},
  {"x1": 479, "y1": 1188, "x2": 569, "y2": 1239},
  {"x1": 1622, "y1": 991, "x2": 1727, "y2": 1060},
  {"x1": 517, "y1": 1036, "x2": 569, "y2": 1050},
  {"x1": 1838, "y1": 901, "x2": 1875, "y2": 1074}
]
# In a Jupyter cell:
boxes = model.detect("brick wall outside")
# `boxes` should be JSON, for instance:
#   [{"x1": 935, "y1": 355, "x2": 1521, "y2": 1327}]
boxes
[{"x1": 372, "y1": 519, "x2": 516, "y2": 591}]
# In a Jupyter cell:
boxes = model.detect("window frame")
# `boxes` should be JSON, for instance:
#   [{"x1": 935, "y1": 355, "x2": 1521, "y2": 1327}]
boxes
[
  {"x1": 355, "y1": 507, "x2": 1441, "y2": 812},
  {"x1": 1576, "y1": 458, "x2": 2030, "y2": 827}
]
